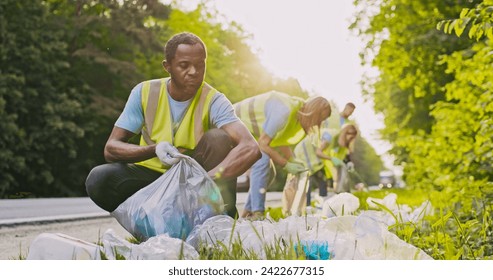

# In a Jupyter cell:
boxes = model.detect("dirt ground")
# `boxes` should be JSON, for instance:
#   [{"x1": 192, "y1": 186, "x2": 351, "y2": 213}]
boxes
[{"x1": 0, "y1": 217, "x2": 131, "y2": 260}]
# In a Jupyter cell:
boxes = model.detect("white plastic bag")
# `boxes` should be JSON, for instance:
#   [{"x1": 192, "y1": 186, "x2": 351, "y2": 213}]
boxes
[
  {"x1": 282, "y1": 171, "x2": 310, "y2": 216},
  {"x1": 322, "y1": 192, "x2": 360, "y2": 217},
  {"x1": 334, "y1": 165, "x2": 350, "y2": 193},
  {"x1": 101, "y1": 229, "x2": 199, "y2": 260},
  {"x1": 186, "y1": 214, "x2": 432, "y2": 260},
  {"x1": 112, "y1": 156, "x2": 224, "y2": 241}
]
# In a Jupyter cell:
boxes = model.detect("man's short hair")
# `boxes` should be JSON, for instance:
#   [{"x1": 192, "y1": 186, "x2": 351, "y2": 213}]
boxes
[
  {"x1": 164, "y1": 32, "x2": 207, "y2": 62},
  {"x1": 345, "y1": 102, "x2": 356, "y2": 109}
]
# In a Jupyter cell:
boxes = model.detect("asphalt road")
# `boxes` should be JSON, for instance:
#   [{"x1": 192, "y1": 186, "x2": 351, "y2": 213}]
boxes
[
  {"x1": 0, "y1": 192, "x2": 282, "y2": 226},
  {"x1": 0, "y1": 198, "x2": 109, "y2": 226},
  {"x1": 0, "y1": 192, "x2": 282, "y2": 259}
]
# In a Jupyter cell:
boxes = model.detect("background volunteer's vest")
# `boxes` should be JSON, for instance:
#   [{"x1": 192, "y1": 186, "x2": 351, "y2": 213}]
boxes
[
  {"x1": 136, "y1": 78, "x2": 216, "y2": 173},
  {"x1": 234, "y1": 91, "x2": 305, "y2": 147},
  {"x1": 322, "y1": 130, "x2": 348, "y2": 178},
  {"x1": 294, "y1": 132, "x2": 324, "y2": 173}
]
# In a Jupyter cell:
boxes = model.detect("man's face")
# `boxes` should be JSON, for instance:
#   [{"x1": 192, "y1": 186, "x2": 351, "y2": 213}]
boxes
[
  {"x1": 342, "y1": 106, "x2": 355, "y2": 118},
  {"x1": 164, "y1": 43, "x2": 206, "y2": 99}
]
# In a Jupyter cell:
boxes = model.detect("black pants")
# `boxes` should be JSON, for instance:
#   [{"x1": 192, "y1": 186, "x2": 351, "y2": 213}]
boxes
[
  {"x1": 85, "y1": 128, "x2": 238, "y2": 218},
  {"x1": 306, "y1": 169, "x2": 333, "y2": 206}
]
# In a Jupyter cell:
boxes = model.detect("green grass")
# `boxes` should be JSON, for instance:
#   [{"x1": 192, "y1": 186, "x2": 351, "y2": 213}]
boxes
[
  {"x1": 196, "y1": 236, "x2": 311, "y2": 260},
  {"x1": 353, "y1": 188, "x2": 493, "y2": 260}
]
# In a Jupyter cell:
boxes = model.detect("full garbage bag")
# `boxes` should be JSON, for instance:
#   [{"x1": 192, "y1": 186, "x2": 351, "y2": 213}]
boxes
[{"x1": 112, "y1": 155, "x2": 224, "y2": 241}]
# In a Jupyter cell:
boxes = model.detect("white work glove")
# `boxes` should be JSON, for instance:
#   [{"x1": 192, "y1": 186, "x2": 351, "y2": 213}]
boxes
[
  {"x1": 347, "y1": 161, "x2": 355, "y2": 171},
  {"x1": 155, "y1": 142, "x2": 181, "y2": 167},
  {"x1": 284, "y1": 160, "x2": 307, "y2": 175},
  {"x1": 330, "y1": 157, "x2": 343, "y2": 167}
]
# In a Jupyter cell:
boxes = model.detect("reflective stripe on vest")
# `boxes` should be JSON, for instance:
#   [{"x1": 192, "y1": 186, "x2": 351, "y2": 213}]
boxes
[
  {"x1": 234, "y1": 91, "x2": 305, "y2": 147},
  {"x1": 136, "y1": 78, "x2": 216, "y2": 173},
  {"x1": 294, "y1": 132, "x2": 324, "y2": 173}
]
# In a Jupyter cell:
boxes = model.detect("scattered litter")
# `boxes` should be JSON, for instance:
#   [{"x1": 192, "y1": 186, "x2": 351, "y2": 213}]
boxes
[
  {"x1": 363, "y1": 193, "x2": 434, "y2": 225},
  {"x1": 27, "y1": 193, "x2": 434, "y2": 260},
  {"x1": 186, "y1": 214, "x2": 432, "y2": 260},
  {"x1": 322, "y1": 192, "x2": 360, "y2": 217},
  {"x1": 27, "y1": 233, "x2": 101, "y2": 260},
  {"x1": 295, "y1": 240, "x2": 331, "y2": 260},
  {"x1": 100, "y1": 229, "x2": 198, "y2": 260}
]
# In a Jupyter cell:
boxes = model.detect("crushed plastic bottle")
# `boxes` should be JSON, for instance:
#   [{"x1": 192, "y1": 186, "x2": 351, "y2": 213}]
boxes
[{"x1": 295, "y1": 240, "x2": 331, "y2": 260}]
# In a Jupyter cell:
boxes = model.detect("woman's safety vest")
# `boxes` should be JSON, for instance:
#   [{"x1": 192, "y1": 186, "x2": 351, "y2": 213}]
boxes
[
  {"x1": 234, "y1": 91, "x2": 305, "y2": 147},
  {"x1": 136, "y1": 78, "x2": 216, "y2": 173},
  {"x1": 322, "y1": 130, "x2": 348, "y2": 178}
]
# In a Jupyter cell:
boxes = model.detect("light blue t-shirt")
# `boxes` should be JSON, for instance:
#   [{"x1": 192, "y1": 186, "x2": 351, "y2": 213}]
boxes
[
  {"x1": 115, "y1": 82, "x2": 239, "y2": 134},
  {"x1": 340, "y1": 116, "x2": 347, "y2": 127},
  {"x1": 322, "y1": 131, "x2": 333, "y2": 143},
  {"x1": 263, "y1": 95, "x2": 291, "y2": 139}
]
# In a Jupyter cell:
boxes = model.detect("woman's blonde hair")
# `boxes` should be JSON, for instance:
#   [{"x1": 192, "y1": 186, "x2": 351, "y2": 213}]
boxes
[
  {"x1": 338, "y1": 123, "x2": 358, "y2": 148},
  {"x1": 297, "y1": 96, "x2": 331, "y2": 133}
]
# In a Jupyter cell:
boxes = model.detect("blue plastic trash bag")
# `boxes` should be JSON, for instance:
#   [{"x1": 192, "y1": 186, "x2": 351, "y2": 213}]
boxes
[
  {"x1": 111, "y1": 155, "x2": 224, "y2": 241},
  {"x1": 295, "y1": 240, "x2": 331, "y2": 260}
]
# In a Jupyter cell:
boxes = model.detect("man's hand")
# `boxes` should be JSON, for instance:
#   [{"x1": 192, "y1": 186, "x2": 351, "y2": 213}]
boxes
[
  {"x1": 331, "y1": 157, "x2": 343, "y2": 167},
  {"x1": 155, "y1": 142, "x2": 180, "y2": 166},
  {"x1": 284, "y1": 160, "x2": 307, "y2": 174}
]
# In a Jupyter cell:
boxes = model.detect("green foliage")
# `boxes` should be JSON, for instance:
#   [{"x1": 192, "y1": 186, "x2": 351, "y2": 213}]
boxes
[
  {"x1": 351, "y1": 0, "x2": 479, "y2": 166},
  {"x1": 351, "y1": 1, "x2": 493, "y2": 259},
  {"x1": 437, "y1": 0, "x2": 493, "y2": 41},
  {"x1": 265, "y1": 206, "x2": 285, "y2": 221},
  {"x1": 0, "y1": 0, "x2": 96, "y2": 197},
  {"x1": 352, "y1": 135, "x2": 385, "y2": 185},
  {"x1": 353, "y1": 189, "x2": 493, "y2": 259},
  {"x1": 397, "y1": 200, "x2": 493, "y2": 260},
  {"x1": 404, "y1": 40, "x2": 493, "y2": 195},
  {"x1": 0, "y1": 0, "x2": 174, "y2": 198}
]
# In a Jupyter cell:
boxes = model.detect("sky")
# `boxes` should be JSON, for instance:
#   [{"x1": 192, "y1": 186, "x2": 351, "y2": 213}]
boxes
[{"x1": 165, "y1": 0, "x2": 398, "y2": 172}]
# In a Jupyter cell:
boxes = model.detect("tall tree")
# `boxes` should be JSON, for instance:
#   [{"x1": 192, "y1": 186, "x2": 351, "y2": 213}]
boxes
[
  {"x1": 0, "y1": 0, "x2": 94, "y2": 197},
  {"x1": 0, "y1": 0, "x2": 172, "y2": 198},
  {"x1": 46, "y1": 0, "x2": 172, "y2": 168},
  {"x1": 350, "y1": 0, "x2": 481, "y2": 179}
]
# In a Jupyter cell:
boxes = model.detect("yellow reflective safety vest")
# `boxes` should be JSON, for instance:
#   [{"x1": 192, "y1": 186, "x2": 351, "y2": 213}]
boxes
[
  {"x1": 322, "y1": 129, "x2": 349, "y2": 178},
  {"x1": 293, "y1": 132, "x2": 324, "y2": 173},
  {"x1": 234, "y1": 91, "x2": 305, "y2": 147},
  {"x1": 136, "y1": 78, "x2": 216, "y2": 173}
]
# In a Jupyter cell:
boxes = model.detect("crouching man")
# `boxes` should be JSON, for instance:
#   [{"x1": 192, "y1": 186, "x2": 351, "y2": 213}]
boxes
[{"x1": 85, "y1": 32, "x2": 260, "y2": 218}]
